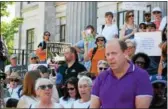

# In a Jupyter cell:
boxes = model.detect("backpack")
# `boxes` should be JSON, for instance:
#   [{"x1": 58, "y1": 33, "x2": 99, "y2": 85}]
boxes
[
  {"x1": 101, "y1": 25, "x2": 105, "y2": 33},
  {"x1": 17, "y1": 86, "x2": 23, "y2": 98},
  {"x1": 91, "y1": 47, "x2": 98, "y2": 61}
]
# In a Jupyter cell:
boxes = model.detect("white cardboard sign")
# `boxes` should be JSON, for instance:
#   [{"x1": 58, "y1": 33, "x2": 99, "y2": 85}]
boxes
[
  {"x1": 122, "y1": 2, "x2": 147, "y2": 11},
  {"x1": 28, "y1": 64, "x2": 48, "y2": 71},
  {"x1": 134, "y1": 32, "x2": 162, "y2": 56}
]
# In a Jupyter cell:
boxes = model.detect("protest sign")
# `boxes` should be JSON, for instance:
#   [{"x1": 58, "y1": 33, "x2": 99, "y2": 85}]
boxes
[
  {"x1": 134, "y1": 31, "x2": 162, "y2": 56},
  {"x1": 28, "y1": 64, "x2": 48, "y2": 71},
  {"x1": 122, "y1": 2, "x2": 147, "y2": 11},
  {"x1": 46, "y1": 42, "x2": 71, "y2": 59},
  {"x1": 10, "y1": 65, "x2": 27, "y2": 79}
]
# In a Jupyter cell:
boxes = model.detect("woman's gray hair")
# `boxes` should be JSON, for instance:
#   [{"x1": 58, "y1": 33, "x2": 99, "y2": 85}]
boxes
[
  {"x1": 125, "y1": 39, "x2": 137, "y2": 48},
  {"x1": 35, "y1": 78, "x2": 53, "y2": 91},
  {"x1": 78, "y1": 76, "x2": 92, "y2": 87}
]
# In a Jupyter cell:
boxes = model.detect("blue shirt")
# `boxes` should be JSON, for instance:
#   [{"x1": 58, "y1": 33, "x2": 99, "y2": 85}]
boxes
[{"x1": 75, "y1": 39, "x2": 96, "y2": 70}]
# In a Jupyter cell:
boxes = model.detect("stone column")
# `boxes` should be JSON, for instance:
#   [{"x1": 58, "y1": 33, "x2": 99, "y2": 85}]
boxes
[
  {"x1": 66, "y1": 2, "x2": 97, "y2": 44},
  {"x1": 44, "y1": 2, "x2": 57, "y2": 41}
]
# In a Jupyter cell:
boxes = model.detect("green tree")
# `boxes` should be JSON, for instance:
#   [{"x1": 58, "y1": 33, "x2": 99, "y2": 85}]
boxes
[{"x1": 0, "y1": 2, "x2": 23, "y2": 55}]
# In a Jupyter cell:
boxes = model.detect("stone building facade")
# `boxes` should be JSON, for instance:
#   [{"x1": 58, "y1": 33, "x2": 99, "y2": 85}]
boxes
[{"x1": 14, "y1": 1, "x2": 167, "y2": 50}]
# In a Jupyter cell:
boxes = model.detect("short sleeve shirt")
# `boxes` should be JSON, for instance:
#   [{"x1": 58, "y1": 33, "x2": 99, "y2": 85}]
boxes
[
  {"x1": 92, "y1": 62, "x2": 153, "y2": 108},
  {"x1": 58, "y1": 62, "x2": 87, "y2": 84},
  {"x1": 38, "y1": 41, "x2": 46, "y2": 50}
]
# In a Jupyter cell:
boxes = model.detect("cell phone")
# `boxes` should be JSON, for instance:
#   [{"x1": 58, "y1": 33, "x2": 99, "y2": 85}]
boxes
[{"x1": 51, "y1": 69, "x2": 56, "y2": 76}]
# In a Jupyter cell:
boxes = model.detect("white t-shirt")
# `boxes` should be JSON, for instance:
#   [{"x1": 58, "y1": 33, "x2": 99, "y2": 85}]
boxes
[
  {"x1": 73, "y1": 99, "x2": 90, "y2": 108},
  {"x1": 97, "y1": 24, "x2": 118, "y2": 41},
  {"x1": 30, "y1": 102, "x2": 62, "y2": 108},
  {"x1": 17, "y1": 95, "x2": 38, "y2": 108},
  {"x1": 159, "y1": 16, "x2": 167, "y2": 31},
  {"x1": 5, "y1": 64, "x2": 20, "y2": 73},
  {"x1": 59, "y1": 97, "x2": 76, "y2": 108},
  {"x1": 7, "y1": 85, "x2": 22, "y2": 100}
]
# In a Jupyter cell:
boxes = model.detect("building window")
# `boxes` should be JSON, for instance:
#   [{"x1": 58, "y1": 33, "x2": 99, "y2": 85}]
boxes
[
  {"x1": 26, "y1": 28, "x2": 34, "y2": 51},
  {"x1": 60, "y1": 25, "x2": 66, "y2": 42}
]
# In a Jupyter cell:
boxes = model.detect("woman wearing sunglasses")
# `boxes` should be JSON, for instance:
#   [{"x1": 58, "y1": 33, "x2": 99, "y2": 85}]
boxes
[
  {"x1": 7, "y1": 72, "x2": 22, "y2": 100},
  {"x1": 59, "y1": 77, "x2": 80, "y2": 108},
  {"x1": 84, "y1": 35, "x2": 106, "y2": 77},
  {"x1": 120, "y1": 10, "x2": 137, "y2": 41},
  {"x1": 97, "y1": 60, "x2": 109, "y2": 75},
  {"x1": 30, "y1": 78, "x2": 63, "y2": 108},
  {"x1": 132, "y1": 52, "x2": 150, "y2": 70}
]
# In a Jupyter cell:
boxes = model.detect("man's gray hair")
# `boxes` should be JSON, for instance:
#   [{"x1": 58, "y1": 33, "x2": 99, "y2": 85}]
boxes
[{"x1": 78, "y1": 76, "x2": 92, "y2": 87}]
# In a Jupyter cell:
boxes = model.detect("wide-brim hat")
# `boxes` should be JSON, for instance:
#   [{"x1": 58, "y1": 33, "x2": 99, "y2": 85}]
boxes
[{"x1": 7, "y1": 72, "x2": 21, "y2": 80}]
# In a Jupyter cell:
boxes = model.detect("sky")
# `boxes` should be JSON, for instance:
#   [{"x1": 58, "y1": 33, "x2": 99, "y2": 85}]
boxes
[{"x1": 1, "y1": 3, "x2": 15, "y2": 23}]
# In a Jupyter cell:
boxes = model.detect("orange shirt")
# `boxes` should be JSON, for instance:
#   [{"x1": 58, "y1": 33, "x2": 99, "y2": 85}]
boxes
[
  {"x1": 36, "y1": 49, "x2": 47, "y2": 61},
  {"x1": 88, "y1": 48, "x2": 106, "y2": 76}
]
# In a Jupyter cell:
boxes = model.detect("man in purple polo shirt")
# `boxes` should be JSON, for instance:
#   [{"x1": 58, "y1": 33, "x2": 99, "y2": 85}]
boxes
[{"x1": 90, "y1": 39, "x2": 153, "y2": 108}]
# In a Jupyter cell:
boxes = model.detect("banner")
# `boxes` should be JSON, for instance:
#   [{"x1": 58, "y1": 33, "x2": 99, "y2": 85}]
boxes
[
  {"x1": 47, "y1": 42, "x2": 71, "y2": 59},
  {"x1": 134, "y1": 32, "x2": 162, "y2": 56},
  {"x1": 122, "y1": 2, "x2": 147, "y2": 11},
  {"x1": 10, "y1": 65, "x2": 27, "y2": 79}
]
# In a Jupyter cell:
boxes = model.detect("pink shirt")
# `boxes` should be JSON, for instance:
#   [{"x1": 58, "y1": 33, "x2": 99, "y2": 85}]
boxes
[{"x1": 153, "y1": 21, "x2": 161, "y2": 30}]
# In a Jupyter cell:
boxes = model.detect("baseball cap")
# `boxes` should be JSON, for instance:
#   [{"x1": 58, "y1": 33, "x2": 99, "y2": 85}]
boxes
[
  {"x1": 150, "y1": 74, "x2": 167, "y2": 85},
  {"x1": 95, "y1": 34, "x2": 106, "y2": 43},
  {"x1": 152, "y1": 7, "x2": 162, "y2": 13},
  {"x1": 10, "y1": 54, "x2": 17, "y2": 59},
  {"x1": 29, "y1": 53, "x2": 38, "y2": 58}
]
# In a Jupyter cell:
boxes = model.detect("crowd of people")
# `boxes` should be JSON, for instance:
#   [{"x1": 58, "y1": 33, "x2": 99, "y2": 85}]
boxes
[{"x1": 0, "y1": 6, "x2": 167, "y2": 108}]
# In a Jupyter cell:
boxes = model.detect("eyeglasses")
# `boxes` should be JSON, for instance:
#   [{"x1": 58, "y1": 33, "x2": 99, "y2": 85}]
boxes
[
  {"x1": 31, "y1": 57, "x2": 37, "y2": 60},
  {"x1": 135, "y1": 61, "x2": 145, "y2": 65},
  {"x1": 127, "y1": 46, "x2": 135, "y2": 49},
  {"x1": 38, "y1": 84, "x2": 53, "y2": 90},
  {"x1": 153, "y1": 11, "x2": 161, "y2": 14},
  {"x1": 128, "y1": 14, "x2": 134, "y2": 18},
  {"x1": 10, "y1": 79, "x2": 19, "y2": 82},
  {"x1": 67, "y1": 87, "x2": 75, "y2": 91},
  {"x1": 99, "y1": 67, "x2": 108, "y2": 71}
]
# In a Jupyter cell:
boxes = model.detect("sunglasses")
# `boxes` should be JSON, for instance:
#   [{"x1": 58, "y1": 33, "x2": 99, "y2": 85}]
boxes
[
  {"x1": 97, "y1": 39, "x2": 104, "y2": 42},
  {"x1": 67, "y1": 87, "x2": 75, "y2": 91},
  {"x1": 153, "y1": 11, "x2": 161, "y2": 14},
  {"x1": 135, "y1": 61, "x2": 145, "y2": 65},
  {"x1": 10, "y1": 79, "x2": 19, "y2": 82},
  {"x1": 145, "y1": 15, "x2": 151, "y2": 17},
  {"x1": 31, "y1": 57, "x2": 37, "y2": 60},
  {"x1": 45, "y1": 34, "x2": 50, "y2": 36},
  {"x1": 153, "y1": 83, "x2": 165, "y2": 89},
  {"x1": 99, "y1": 67, "x2": 108, "y2": 71},
  {"x1": 38, "y1": 84, "x2": 53, "y2": 90},
  {"x1": 128, "y1": 15, "x2": 134, "y2": 18}
]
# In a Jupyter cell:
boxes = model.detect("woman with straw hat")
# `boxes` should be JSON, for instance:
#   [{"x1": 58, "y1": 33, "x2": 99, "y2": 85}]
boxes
[{"x1": 7, "y1": 72, "x2": 22, "y2": 100}]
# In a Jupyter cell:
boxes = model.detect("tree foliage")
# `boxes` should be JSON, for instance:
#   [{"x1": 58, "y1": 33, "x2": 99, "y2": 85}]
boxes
[
  {"x1": 0, "y1": 2, "x2": 23, "y2": 55},
  {"x1": 0, "y1": 1, "x2": 14, "y2": 17}
]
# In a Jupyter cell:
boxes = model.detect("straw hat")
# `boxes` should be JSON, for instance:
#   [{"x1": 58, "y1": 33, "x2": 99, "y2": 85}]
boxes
[{"x1": 7, "y1": 72, "x2": 21, "y2": 80}]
